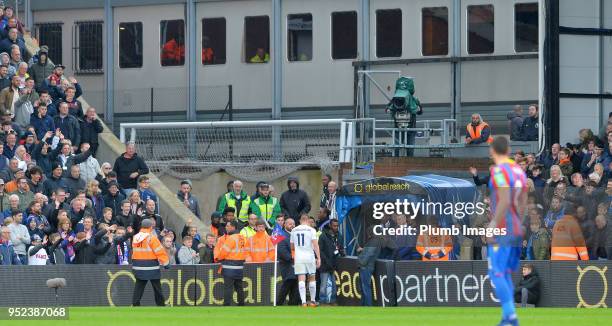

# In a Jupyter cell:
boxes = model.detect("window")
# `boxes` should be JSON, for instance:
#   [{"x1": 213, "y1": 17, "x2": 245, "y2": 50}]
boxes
[
  {"x1": 331, "y1": 11, "x2": 357, "y2": 60},
  {"x1": 36, "y1": 23, "x2": 62, "y2": 64},
  {"x1": 287, "y1": 14, "x2": 313, "y2": 62},
  {"x1": 467, "y1": 5, "x2": 494, "y2": 54},
  {"x1": 202, "y1": 18, "x2": 226, "y2": 65},
  {"x1": 160, "y1": 19, "x2": 185, "y2": 66},
  {"x1": 422, "y1": 7, "x2": 448, "y2": 56},
  {"x1": 119, "y1": 22, "x2": 143, "y2": 68},
  {"x1": 376, "y1": 9, "x2": 402, "y2": 58},
  {"x1": 74, "y1": 21, "x2": 103, "y2": 72},
  {"x1": 515, "y1": 3, "x2": 538, "y2": 53},
  {"x1": 245, "y1": 16, "x2": 270, "y2": 63}
]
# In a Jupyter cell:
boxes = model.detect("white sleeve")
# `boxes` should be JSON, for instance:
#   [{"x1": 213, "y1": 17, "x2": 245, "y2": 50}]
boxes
[{"x1": 289, "y1": 230, "x2": 295, "y2": 244}]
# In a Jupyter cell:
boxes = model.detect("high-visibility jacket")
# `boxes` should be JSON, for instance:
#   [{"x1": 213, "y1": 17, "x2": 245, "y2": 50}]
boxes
[
  {"x1": 161, "y1": 39, "x2": 185, "y2": 63},
  {"x1": 216, "y1": 233, "x2": 247, "y2": 279},
  {"x1": 240, "y1": 225, "x2": 256, "y2": 239},
  {"x1": 218, "y1": 191, "x2": 251, "y2": 222},
  {"x1": 210, "y1": 225, "x2": 219, "y2": 237},
  {"x1": 551, "y1": 215, "x2": 589, "y2": 260},
  {"x1": 249, "y1": 53, "x2": 269, "y2": 63},
  {"x1": 245, "y1": 231, "x2": 275, "y2": 263},
  {"x1": 202, "y1": 47, "x2": 214, "y2": 64},
  {"x1": 466, "y1": 122, "x2": 493, "y2": 144},
  {"x1": 416, "y1": 230, "x2": 453, "y2": 261},
  {"x1": 251, "y1": 196, "x2": 281, "y2": 226},
  {"x1": 131, "y1": 227, "x2": 169, "y2": 280},
  {"x1": 214, "y1": 234, "x2": 230, "y2": 262}
]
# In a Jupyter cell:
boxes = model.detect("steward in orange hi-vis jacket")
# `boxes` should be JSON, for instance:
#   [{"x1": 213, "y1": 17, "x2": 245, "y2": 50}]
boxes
[
  {"x1": 215, "y1": 220, "x2": 247, "y2": 306},
  {"x1": 245, "y1": 220, "x2": 275, "y2": 263},
  {"x1": 551, "y1": 204, "x2": 589, "y2": 261},
  {"x1": 416, "y1": 216, "x2": 453, "y2": 261},
  {"x1": 131, "y1": 219, "x2": 169, "y2": 306}
]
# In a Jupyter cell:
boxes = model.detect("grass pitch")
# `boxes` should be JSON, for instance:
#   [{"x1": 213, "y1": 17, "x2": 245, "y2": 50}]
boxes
[{"x1": 4, "y1": 306, "x2": 610, "y2": 326}]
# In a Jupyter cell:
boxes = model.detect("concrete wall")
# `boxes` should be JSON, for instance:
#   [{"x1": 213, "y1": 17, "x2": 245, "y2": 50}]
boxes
[{"x1": 158, "y1": 168, "x2": 337, "y2": 225}]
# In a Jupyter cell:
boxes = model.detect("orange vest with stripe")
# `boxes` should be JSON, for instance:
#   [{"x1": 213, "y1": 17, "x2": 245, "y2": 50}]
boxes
[
  {"x1": 216, "y1": 233, "x2": 247, "y2": 261},
  {"x1": 466, "y1": 122, "x2": 493, "y2": 143},
  {"x1": 416, "y1": 231, "x2": 453, "y2": 261},
  {"x1": 551, "y1": 215, "x2": 589, "y2": 260},
  {"x1": 131, "y1": 228, "x2": 169, "y2": 279},
  {"x1": 245, "y1": 231, "x2": 275, "y2": 263}
]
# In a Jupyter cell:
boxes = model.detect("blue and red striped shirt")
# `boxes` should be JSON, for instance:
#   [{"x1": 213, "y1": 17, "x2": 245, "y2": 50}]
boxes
[{"x1": 489, "y1": 159, "x2": 527, "y2": 239}]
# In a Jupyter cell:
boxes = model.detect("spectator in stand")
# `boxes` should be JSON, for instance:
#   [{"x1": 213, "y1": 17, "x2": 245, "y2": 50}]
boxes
[
  {"x1": 36, "y1": 90, "x2": 56, "y2": 116},
  {"x1": 217, "y1": 180, "x2": 250, "y2": 224},
  {"x1": 43, "y1": 163, "x2": 67, "y2": 197},
  {"x1": 280, "y1": 176, "x2": 311, "y2": 221},
  {"x1": 100, "y1": 207, "x2": 118, "y2": 226},
  {"x1": 525, "y1": 213, "x2": 550, "y2": 260},
  {"x1": 465, "y1": 113, "x2": 493, "y2": 145},
  {"x1": 319, "y1": 174, "x2": 332, "y2": 209},
  {"x1": 14, "y1": 62, "x2": 28, "y2": 87},
  {"x1": 137, "y1": 175, "x2": 158, "y2": 208},
  {"x1": 598, "y1": 113, "x2": 612, "y2": 141},
  {"x1": 507, "y1": 105, "x2": 524, "y2": 141},
  {"x1": 77, "y1": 143, "x2": 101, "y2": 182},
  {"x1": 86, "y1": 180, "x2": 104, "y2": 221},
  {"x1": 539, "y1": 143, "x2": 561, "y2": 171},
  {"x1": 0, "y1": 28, "x2": 25, "y2": 56},
  {"x1": 11, "y1": 176, "x2": 33, "y2": 211},
  {"x1": 0, "y1": 225, "x2": 21, "y2": 265},
  {"x1": 115, "y1": 200, "x2": 134, "y2": 232},
  {"x1": 103, "y1": 181, "x2": 125, "y2": 215},
  {"x1": 0, "y1": 74, "x2": 20, "y2": 116},
  {"x1": 14, "y1": 80, "x2": 37, "y2": 129},
  {"x1": 26, "y1": 166, "x2": 44, "y2": 195},
  {"x1": 544, "y1": 196, "x2": 565, "y2": 230},
  {"x1": 54, "y1": 103, "x2": 81, "y2": 149},
  {"x1": 63, "y1": 165, "x2": 86, "y2": 200},
  {"x1": 27, "y1": 234, "x2": 50, "y2": 265},
  {"x1": 7, "y1": 210, "x2": 29, "y2": 263},
  {"x1": 45, "y1": 65, "x2": 64, "y2": 91},
  {"x1": 182, "y1": 217, "x2": 203, "y2": 252},
  {"x1": 9, "y1": 45, "x2": 22, "y2": 72},
  {"x1": 0, "y1": 52, "x2": 14, "y2": 77},
  {"x1": 0, "y1": 64, "x2": 9, "y2": 90},
  {"x1": 519, "y1": 104, "x2": 539, "y2": 141},
  {"x1": 0, "y1": 178, "x2": 8, "y2": 214},
  {"x1": 74, "y1": 229, "x2": 105, "y2": 264},
  {"x1": 177, "y1": 235, "x2": 200, "y2": 265},
  {"x1": 97, "y1": 163, "x2": 113, "y2": 195},
  {"x1": 62, "y1": 79, "x2": 84, "y2": 119},
  {"x1": 199, "y1": 233, "x2": 216, "y2": 264},
  {"x1": 591, "y1": 163, "x2": 608, "y2": 188},
  {"x1": 582, "y1": 142, "x2": 607, "y2": 176},
  {"x1": 558, "y1": 148, "x2": 573, "y2": 178},
  {"x1": 142, "y1": 199, "x2": 164, "y2": 234},
  {"x1": 161, "y1": 235, "x2": 177, "y2": 265},
  {"x1": 514, "y1": 264, "x2": 541, "y2": 307},
  {"x1": 582, "y1": 181, "x2": 606, "y2": 220},
  {"x1": 26, "y1": 200, "x2": 51, "y2": 234},
  {"x1": 28, "y1": 46, "x2": 55, "y2": 92},
  {"x1": 57, "y1": 216, "x2": 76, "y2": 263},
  {"x1": 80, "y1": 107, "x2": 103, "y2": 157},
  {"x1": 127, "y1": 190, "x2": 145, "y2": 227},
  {"x1": 592, "y1": 214, "x2": 609, "y2": 259},
  {"x1": 173, "y1": 179, "x2": 199, "y2": 219},
  {"x1": 113, "y1": 141, "x2": 149, "y2": 192},
  {"x1": 210, "y1": 211, "x2": 224, "y2": 237},
  {"x1": 543, "y1": 165, "x2": 568, "y2": 207},
  {"x1": 30, "y1": 105, "x2": 54, "y2": 141}
]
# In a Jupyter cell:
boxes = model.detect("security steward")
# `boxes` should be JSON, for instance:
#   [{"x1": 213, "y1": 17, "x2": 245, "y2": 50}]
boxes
[
  {"x1": 215, "y1": 220, "x2": 247, "y2": 306},
  {"x1": 131, "y1": 219, "x2": 170, "y2": 306},
  {"x1": 466, "y1": 113, "x2": 493, "y2": 144}
]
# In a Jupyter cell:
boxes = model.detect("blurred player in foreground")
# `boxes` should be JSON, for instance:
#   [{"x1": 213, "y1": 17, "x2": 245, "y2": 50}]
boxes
[
  {"x1": 290, "y1": 215, "x2": 321, "y2": 307},
  {"x1": 488, "y1": 137, "x2": 528, "y2": 326}
]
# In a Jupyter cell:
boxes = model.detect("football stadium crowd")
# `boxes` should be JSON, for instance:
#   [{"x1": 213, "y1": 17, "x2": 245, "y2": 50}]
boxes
[{"x1": 0, "y1": 1, "x2": 609, "y2": 307}]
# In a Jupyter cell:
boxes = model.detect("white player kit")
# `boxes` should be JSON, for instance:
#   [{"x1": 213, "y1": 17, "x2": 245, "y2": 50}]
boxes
[{"x1": 290, "y1": 224, "x2": 318, "y2": 275}]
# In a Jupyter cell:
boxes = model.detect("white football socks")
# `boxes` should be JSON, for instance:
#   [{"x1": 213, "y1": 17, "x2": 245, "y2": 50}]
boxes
[
  {"x1": 298, "y1": 281, "x2": 307, "y2": 304},
  {"x1": 309, "y1": 281, "x2": 317, "y2": 303}
]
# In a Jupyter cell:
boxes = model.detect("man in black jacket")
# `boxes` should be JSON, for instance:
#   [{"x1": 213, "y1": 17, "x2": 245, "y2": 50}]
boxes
[
  {"x1": 80, "y1": 107, "x2": 103, "y2": 157},
  {"x1": 514, "y1": 264, "x2": 540, "y2": 306},
  {"x1": 280, "y1": 176, "x2": 311, "y2": 221},
  {"x1": 520, "y1": 104, "x2": 539, "y2": 141},
  {"x1": 103, "y1": 181, "x2": 125, "y2": 215},
  {"x1": 276, "y1": 218, "x2": 300, "y2": 305},
  {"x1": 113, "y1": 141, "x2": 149, "y2": 191},
  {"x1": 318, "y1": 219, "x2": 344, "y2": 305},
  {"x1": 74, "y1": 229, "x2": 106, "y2": 264}
]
